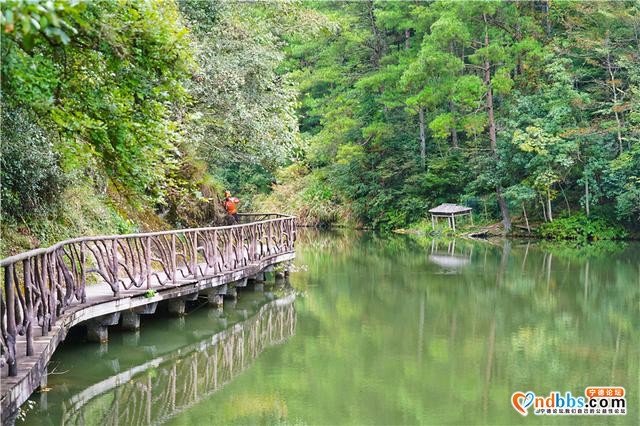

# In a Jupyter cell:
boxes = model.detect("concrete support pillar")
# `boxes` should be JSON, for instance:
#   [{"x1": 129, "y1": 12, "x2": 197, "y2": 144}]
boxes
[
  {"x1": 134, "y1": 302, "x2": 158, "y2": 315},
  {"x1": 86, "y1": 313, "x2": 120, "y2": 343},
  {"x1": 87, "y1": 324, "x2": 108, "y2": 343},
  {"x1": 87, "y1": 323, "x2": 109, "y2": 343},
  {"x1": 37, "y1": 366, "x2": 47, "y2": 390},
  {"x1": 121, "y1": 311, "x2": 140, "y2": 331},
  {"x1": 183, "y1": 291, "x2": 198, "y2": 302},
  {"x1": 204, "y1": 285, "x2": 227, "y2": 308},
  {"x1": 226, "y1": 286, "x2": 238, "y2": 300},
  {"x1": 207, "y1": 292, "x2": 224, "y2": 307},
  {"x1": 167, "y1": 299, "x2": 186, "y2": 316}
]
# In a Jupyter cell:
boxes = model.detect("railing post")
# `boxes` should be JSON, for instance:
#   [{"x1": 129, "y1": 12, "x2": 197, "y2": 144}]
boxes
[
  {"x1": 251, "y1": 224, "x2": 257, "y2": 262},
  {"x1": 146, "y1": 236, "x2": 151, "y2": 289},
  {"x1": 112, "y1": 239, "x2": 119, "y2": 296},
  {"x1": 5, "y1": 264, "x2": 18, "y2": 376},
  {"x1": 49, "y1": 252, "x2": 57, "y2": 326},
  {"x1": 239, "y1": 226, "x2": 245, "y2": 266},
  {"x1": 225, "y1": 230, "x2": 232, "y2": 270},
  {"x1": 212, "y1": 230, "x2": 218, "y2": 273},
  {"x1": 171, "y1": 234, "x2": 177, "y2": 284},
  {"x1": 41, "y1": 253, "x2": 50, "y2": 335},
  {"x1": 80, "y1": 241, "x2": 87, "y2": 303},
  {"x1": 24, "y1": 259, "x2": 34, "y2": 357},
  {"x1": 192, "y1": 231, "x2": 198, "y2": 278}
]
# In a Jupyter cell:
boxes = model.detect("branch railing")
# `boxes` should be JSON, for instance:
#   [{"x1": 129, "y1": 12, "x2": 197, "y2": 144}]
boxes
[{"x1": 0, "y1": 213, "x2": 295, "y2": 377}]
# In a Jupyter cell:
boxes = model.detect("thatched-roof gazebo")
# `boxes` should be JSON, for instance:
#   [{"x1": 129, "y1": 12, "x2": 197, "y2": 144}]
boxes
[{"x1": 429, "y1": 203, "x2": 472, "y2": 231}]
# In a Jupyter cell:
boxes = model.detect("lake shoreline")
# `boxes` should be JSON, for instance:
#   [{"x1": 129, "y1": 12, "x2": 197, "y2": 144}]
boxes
[{"x1": 296, "y1": 223, "x2": 640, "y2": 242}]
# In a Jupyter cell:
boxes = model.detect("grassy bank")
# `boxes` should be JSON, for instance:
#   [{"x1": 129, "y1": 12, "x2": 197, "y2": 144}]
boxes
[
  {"x1": 395, "y1": 213, "x2": 636, "y2": 242},
  {"x1": 0, "y1": 183, "x2": 169, "y2": 258}
]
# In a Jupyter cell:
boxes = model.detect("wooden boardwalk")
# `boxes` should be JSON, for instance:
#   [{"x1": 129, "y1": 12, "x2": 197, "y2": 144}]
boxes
[{"x1": 0, "y1": 213, "x2": 296, "y2": 421}]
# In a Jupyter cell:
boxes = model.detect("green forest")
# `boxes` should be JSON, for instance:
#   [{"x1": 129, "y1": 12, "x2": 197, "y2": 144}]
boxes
[{"x1": 1, "y1": 0, "x2": 639, "y2": 255}]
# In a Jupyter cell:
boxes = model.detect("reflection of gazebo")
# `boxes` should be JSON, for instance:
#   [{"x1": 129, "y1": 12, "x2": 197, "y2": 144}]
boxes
[
  {"x1": 429, "y1": 203, "x2": 473, "y2": 231},
  {"x1": 428, "y1": 239, "x2": 473, "y2": 268}
]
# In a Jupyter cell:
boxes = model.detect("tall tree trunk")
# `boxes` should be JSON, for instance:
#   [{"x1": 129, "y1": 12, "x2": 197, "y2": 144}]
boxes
[
  {"x1": 449, "y1": 41, "x2": 464, "y2": 148},
  {"x1": 547, "y1": 190, "x2": 553, "y2": 222},
  {"x1": 522, "y1": 203, "x2": 530, "y2": 234},
  {"x1": 559, "y1": 183, "x2": 570, "y2": 213},
  {"x1": 544, "y1": 0, "x2": 551, "y2": 36},
  {"x1": 483, "y1": 14, "x2": 511, "y2": 231},
  {"x1": 367, "y1": 0, "x2": 383, "y2": 68},
  {"x1": 405, "y1": 29, "x2": 410, "y2": 50},
  {"x1": 605, "y1": 36, "x2": 624, "y2": 154},
  {"x1": 419, "y1": 107, "x2": 426, "y2": 170},
  {"x1": 585, "y1": 176, "x2": 590, "y2": 216},
  {"x1": 449, "y1": 42, "x2": 459, "y2": 148},
  {"x1": 449, "y1": 101, "x2": 459, "y2": 148}
]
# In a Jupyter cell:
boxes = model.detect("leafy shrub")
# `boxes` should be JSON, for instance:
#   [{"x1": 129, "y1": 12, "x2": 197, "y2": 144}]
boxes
[
  {"x1": 0, "y1": 105, "x2": 66, "y2": 219},
  {"x1": 255, "y1": 165, "x2": 342, "y2": 227},
  {"x1": 538, "y1": 214, "x2": 628, "y2": 241}
]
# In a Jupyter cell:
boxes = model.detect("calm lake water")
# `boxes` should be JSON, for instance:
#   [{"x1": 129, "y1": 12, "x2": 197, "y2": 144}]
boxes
[{"x1": 20, "y1": 230, "x2": 639, "y2": 425}]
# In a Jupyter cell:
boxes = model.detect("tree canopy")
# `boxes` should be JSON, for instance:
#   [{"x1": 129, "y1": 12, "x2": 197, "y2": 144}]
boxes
[{"x1": 1, "y1": 0, "x2": 638, "y2": 252}]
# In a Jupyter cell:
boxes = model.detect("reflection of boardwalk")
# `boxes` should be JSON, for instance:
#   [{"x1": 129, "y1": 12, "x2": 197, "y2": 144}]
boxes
[{"x1": 60, "y1": 294, "x2": 296, "y2": 425}]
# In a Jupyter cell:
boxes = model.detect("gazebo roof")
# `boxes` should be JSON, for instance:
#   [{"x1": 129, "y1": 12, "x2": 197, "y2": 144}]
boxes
[{"x1": 428, "y1": 203, "x2": 472, "y2": 215}]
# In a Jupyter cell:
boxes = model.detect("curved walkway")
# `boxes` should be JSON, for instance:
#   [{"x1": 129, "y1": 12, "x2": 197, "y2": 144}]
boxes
[{"x1": 0, "y1": 213, "x2": 296, "y2": 421}]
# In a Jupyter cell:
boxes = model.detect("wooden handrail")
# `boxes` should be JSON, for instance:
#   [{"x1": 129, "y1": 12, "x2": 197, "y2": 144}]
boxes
[
  {"x1": 0, "y1": 213, "x2": 294, "y2": 266},
  {"x1": 0, "y1": 214, "x2": 296, "y2": 377}
]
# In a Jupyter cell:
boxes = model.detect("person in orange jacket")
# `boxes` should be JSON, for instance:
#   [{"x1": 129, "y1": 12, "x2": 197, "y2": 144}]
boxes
[{"x1": 223, "y1": 190, "x2": 240, "y2": 224}]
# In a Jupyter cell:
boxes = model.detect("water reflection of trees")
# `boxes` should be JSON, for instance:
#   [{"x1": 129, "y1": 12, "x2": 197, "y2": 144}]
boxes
[
  {"x1": 60, "y1": 294, "x2": 296, "y2": 425},
  {"x1": 293, "y1": 233, "x2": 638, "y2": 424}
]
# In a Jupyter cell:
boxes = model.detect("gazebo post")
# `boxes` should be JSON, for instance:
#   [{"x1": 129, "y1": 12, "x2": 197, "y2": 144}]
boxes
[{"x1": 428, "y1": 204, "x2": 472, "y2": 233}]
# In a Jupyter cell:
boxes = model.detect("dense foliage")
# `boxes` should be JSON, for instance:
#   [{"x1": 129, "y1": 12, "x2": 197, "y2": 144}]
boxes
[
  {"x1": 264, "y1": 0, "x2": 639, "y2": 232},
  {"x1": 0, "y1": 0, "x2": 302, "y2": 253},
  {"x1": 538, "y1": 214, "x2": 628, "y2": 242},
  {"x1": 1, "y1": 0, "x2": 638, "y2": 251}
]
